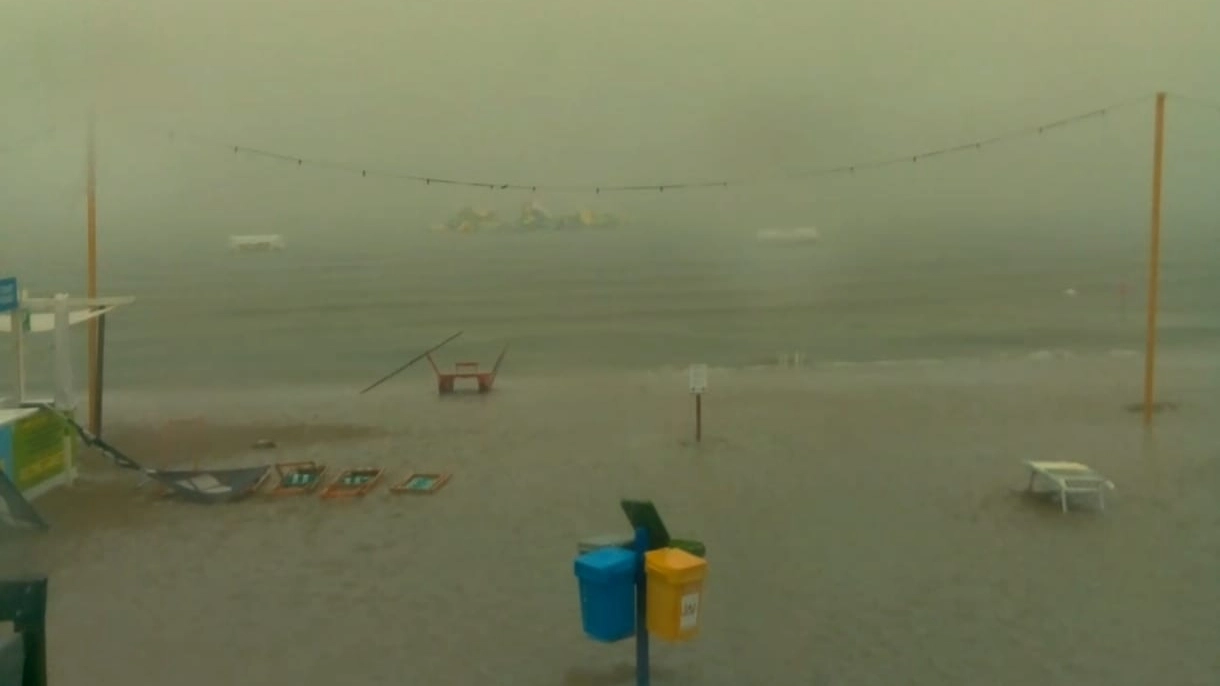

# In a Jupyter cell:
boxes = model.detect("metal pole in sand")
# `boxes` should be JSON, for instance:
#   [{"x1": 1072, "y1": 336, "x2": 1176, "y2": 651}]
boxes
[
  {"x1": 86, "y1": 110, "x2": 102, "y2": 434},
  {"x1": 633, "y1": 525, "x2": 651, "y2": 686},
  {"x1": 694, "y1": 393, "x2": 702, "y2": 443},
  {"x1": 1142, "y1": 92, "x2": 1166, "y2": 426},
  {"x1": 688, "y1": 364, "x2": 707, "y2": 444}
]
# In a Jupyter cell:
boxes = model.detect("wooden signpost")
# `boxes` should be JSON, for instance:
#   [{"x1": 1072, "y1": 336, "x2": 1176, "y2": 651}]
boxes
[{"x1": 688, "y1": 364, "x2": 707, "y2": 443}]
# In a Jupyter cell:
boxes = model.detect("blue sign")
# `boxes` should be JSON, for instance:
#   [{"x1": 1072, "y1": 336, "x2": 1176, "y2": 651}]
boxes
[
  {"x1": 0, "y1": 277, "x2": 16, "y2": 314},
  {"x1": 0, "y1": 424, "x2": 13, "y2": 479}
]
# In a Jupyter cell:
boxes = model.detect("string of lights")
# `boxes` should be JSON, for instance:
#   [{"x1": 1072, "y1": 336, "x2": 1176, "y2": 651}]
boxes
[
  {"x1": 7, "y1": 92, "x2": 1202, "y2": 187},
  {"x1": 148, "y1": 93, "x2": 1157, "y2": 194}
]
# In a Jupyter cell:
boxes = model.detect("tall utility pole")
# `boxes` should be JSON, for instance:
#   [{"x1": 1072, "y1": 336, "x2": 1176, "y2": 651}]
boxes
[
  {"x1": 86, "y1": 111, "x2": 100, "y2": 434},
  {"x1": 1142, "y1": 92, "x2": 1167, "y2": 427}
]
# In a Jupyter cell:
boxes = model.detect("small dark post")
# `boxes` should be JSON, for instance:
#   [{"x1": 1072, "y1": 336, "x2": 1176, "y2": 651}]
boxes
[
  {"x1": 694, "y1": 394, "x2": 702, "y2": 443},
  {"x1": 688, "y1": 364, "x2": 707, "y2": 444},
  {"x1": 0, "y1": 577, "x2": 48, "y2": 686},
  {"x1": 632, "y1": 526, "x2": 651, "y2": 686}
]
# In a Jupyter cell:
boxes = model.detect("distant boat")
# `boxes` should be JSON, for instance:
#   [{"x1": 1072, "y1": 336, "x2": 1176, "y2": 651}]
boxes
[
  {"x1": 756, "y1": 227, "x2": 820, "y2": 244},
  {"x1": 229, "y1": 235, "x2": 286, "y2": 252}
]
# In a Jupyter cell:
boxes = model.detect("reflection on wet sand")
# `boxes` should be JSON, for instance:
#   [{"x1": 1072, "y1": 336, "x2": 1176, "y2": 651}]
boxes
[{"x1": 8, "y1": 354, "x2": 1220, "y2": 685}]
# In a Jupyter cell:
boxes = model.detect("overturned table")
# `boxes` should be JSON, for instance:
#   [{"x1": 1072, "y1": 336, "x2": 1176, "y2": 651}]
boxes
[{"x1": 1024, "y1": 461, "x2": 1115, "y2": 513}]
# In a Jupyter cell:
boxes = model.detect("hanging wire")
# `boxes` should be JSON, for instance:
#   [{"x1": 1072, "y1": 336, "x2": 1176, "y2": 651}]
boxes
[
  {"x1": 781, "y1": 93, "x2": 1155, "y2": 180},
  {"x1": 148, "y1": 94, "x2": 1155, "y2": 193},
  {"x1": 122, "y1": 93, "x2": 1179, "y2": 192}
]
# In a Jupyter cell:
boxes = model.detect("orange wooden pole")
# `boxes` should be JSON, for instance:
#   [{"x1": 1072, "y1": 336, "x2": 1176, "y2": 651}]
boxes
[
  {"x1": 1142, "y1": 92, "x2": 1166, "y2": 426},
  {"x1": 86, "y1": 112, "x2": 100, "y2": 433}
]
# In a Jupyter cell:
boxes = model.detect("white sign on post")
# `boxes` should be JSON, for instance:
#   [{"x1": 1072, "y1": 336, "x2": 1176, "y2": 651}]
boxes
[{"x1": 688, "y1": 364, "x2": 708, "y2": 394}]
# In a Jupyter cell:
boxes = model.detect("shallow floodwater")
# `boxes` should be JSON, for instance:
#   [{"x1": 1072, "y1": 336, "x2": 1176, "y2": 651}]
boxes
[
  {"x1": 15, "y1": 354, "x2": 1220, "y2": 685},
  {"x1": 3, "y1": 226, "x2": 1219, "y2": 684},
  {"x1": 7, "y1": 226, "x2": 1220, "y2": 391}
]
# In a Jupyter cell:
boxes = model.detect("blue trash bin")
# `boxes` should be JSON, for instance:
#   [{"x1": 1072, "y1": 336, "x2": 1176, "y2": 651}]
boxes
[{"x1": 573, "y1": 546, "x2": 637, "y2": 643}]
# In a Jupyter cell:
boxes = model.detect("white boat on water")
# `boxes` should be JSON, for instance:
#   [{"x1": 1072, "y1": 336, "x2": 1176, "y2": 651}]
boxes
[
  {"x1": 228, "y1": 234, "x2": 286, "y2": 252},
  {"x1": 756, "y1": 227, "x2": 820, "y2": 244}
]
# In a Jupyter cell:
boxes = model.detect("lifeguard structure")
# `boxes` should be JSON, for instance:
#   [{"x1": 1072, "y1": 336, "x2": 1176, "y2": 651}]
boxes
[
  {"x1": 426, "y1": 345, "x2": 508, "y2": 394},
  {"x1": 0, "y1": 276, "x2": 133, "y2": 504}
]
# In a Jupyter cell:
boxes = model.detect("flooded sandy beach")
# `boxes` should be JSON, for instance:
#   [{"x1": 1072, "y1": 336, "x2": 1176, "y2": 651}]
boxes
[
  {"x1": 15, "y1": 352, "x2": 1219, "y2": 685},
  {"x1": 6, "y1": 0, "x2": 1220, "y2": 682}
]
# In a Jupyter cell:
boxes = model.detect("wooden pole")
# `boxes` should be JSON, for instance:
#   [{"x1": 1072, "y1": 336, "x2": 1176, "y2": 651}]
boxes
[
  {"x1": 694, "y1": 393, "x2": 702, "y2": 443},
  {"x1": 94, "y1": 314, "x2": 106, "y2": 439},
  {"x1": 86, "y1": 112, "x2": 100, "y2": 434},
  {"x1": 1142, "y1": 92, "x2": 1167, "y2": 426}
]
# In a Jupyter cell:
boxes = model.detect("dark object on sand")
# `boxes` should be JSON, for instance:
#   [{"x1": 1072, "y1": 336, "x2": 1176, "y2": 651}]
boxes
[
  {"x1": 148, "y1": 467, "x2": 271, "y2": 505},
  {"x1": 359, "y1": 331, "x2": 463, "y2": 395},
  {"x1": 252, "y1": 439, "x2": 277, "y2": 450},
  {"x1": 58, "y1": 409, "x2": 270, "y2": 504},
  {"x1": 0, "y1": 470, "x2": 47, "y2": 533},
  {"x1": 0, "y1": 576, "x2": 47, "y2": 686}
]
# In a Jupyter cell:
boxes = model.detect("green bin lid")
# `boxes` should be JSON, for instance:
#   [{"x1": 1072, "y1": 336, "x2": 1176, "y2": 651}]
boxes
[
  {"x1": 620, "y1": 499, "x2": 671, "y2": 550},
  {"x1": 669, "y1": 538, "x2": 706, "y2": 558}
]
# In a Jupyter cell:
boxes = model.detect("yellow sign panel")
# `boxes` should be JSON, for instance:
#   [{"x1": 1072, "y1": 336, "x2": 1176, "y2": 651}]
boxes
[{"x1": 12, "y1": 410, "x2": 66, "y2": 492}]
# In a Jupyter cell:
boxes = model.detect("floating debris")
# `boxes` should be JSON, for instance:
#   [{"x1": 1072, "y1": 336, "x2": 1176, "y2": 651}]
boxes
[{"x1": 228, "y1": 234, "x2": 286, "y2": 252}]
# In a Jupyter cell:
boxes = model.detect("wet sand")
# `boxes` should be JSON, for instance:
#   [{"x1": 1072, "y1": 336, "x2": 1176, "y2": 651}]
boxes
[
  {"x1": 97, "y1": 418, "x2": 386, "y2": 469},
  {"x1": 17, "y1": 354, "x2": 1220, "y2": 685}
]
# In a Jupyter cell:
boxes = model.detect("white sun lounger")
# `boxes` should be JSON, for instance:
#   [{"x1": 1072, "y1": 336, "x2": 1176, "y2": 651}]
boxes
[{"x1": 1024, "y1": 461, "x2": 1115, "y2": 513}]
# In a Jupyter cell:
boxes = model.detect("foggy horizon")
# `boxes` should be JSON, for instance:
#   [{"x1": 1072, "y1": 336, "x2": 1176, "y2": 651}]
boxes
[{"x1": 3, "y1": 0, "x2": 1220, "y2": 255}]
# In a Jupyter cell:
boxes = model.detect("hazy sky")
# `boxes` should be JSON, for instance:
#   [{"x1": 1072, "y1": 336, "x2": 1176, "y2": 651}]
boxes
[{"x1": 2, "y1": 0, "x2": 1219, "y2": 248}]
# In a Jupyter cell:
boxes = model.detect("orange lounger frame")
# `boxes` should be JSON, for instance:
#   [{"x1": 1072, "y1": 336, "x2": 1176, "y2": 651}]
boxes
[
  {"x1": 270, "y1": 461, "x2": 328, "y2": 496},
  {"x1": 427, "y1": 344, "x2": 508, "y2": 394},
  {"x1": 320, "y1": 467, "x2": 385, "y2": 499},
  {"x1": 390, "y1": 472, "x2": 452, "y2": 495}
]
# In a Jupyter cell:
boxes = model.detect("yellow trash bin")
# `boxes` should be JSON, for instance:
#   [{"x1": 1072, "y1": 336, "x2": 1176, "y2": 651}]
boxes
[{"x1": 644, "y1": 547, "x2": 707, "y2": 642}]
